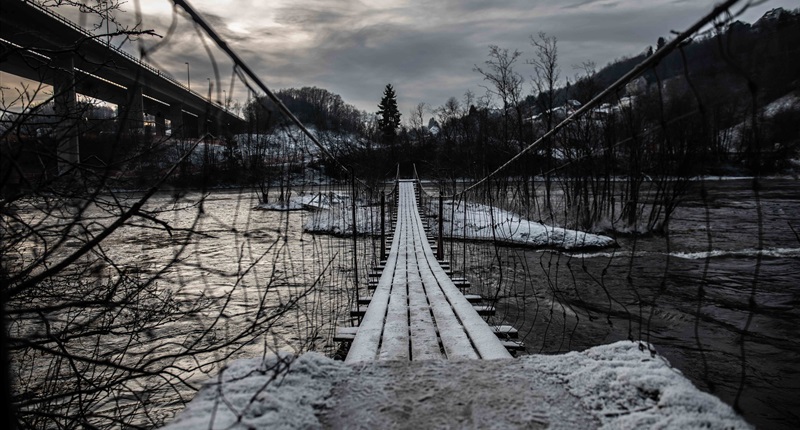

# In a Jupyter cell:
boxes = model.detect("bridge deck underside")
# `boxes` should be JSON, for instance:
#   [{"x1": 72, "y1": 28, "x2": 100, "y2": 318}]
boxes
[{"x1": 345, "y1": 180, "x2": 511, "y2": 363}]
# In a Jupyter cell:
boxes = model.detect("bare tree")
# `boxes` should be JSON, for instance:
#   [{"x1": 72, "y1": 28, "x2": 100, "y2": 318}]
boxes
[
  {"x1": 528, "y1": 32, "x2": 561, "y2": 210},
  {"x1": 474, "y1": 46, "x2": 524, "y2": 148},
  {"x1": 571, "y1": 61, "x2": 600, "y2": 105},
  {"x1": 409, "y1": 102, "x2": 428, "y2": 146},
  {"x1": 1, "y1": 3, "x2": 345, "y2": 429},
  {"x1": 529, "y1": 32, "x2": 560, "y2": 130}
]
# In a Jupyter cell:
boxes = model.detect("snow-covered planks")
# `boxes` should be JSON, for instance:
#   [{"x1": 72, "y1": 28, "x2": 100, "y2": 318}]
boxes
[
  {"x1": 406, "y1": 248, "x2": 442, "y2": 360},
  {"x1": 345, "y1": 180, "x2": 511, "y2": 363},
  {"x1": 345, "y1": 212, "x2": 402, "y2": 363}
]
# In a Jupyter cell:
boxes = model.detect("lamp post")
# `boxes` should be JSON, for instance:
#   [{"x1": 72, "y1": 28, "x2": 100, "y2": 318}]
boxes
[
  {"x1": 105, "y1": 1, "x2": 111, "y2": 46},
  {"x1": 223, "y1": 89, "x2": 227, "y2": 110},
  {"x1": 185, "y1": 62, "x2": 190, "y2": 90}
]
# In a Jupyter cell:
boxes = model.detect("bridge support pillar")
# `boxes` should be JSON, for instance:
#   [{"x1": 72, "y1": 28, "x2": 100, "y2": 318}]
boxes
[
  {"x1": 155, "y1": 112, "x2": 166, "y2": 137},
  {"x1": 197, "y1": 112, "x2": 207, "y2": 137},
  {"x1": 169, "y1": 103, "x2": 184, "y2": 139},
  {"x1": 52, "y1": 54, "x2": 79, "y2": 175},
  {"x1": 208, "y1": 114, "x2": 220, "y2": 137},
  {"x1": 119, "y1": 85, "x2": 144, "y2": 136},
  {"x1": 180, "y1": 114, "x2": 197, "y2": 139}
]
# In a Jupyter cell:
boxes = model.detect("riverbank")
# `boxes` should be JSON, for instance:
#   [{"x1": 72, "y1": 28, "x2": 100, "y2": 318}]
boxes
[{"x1": 162, "y1": 341, "x2": 750, "y2": 429}]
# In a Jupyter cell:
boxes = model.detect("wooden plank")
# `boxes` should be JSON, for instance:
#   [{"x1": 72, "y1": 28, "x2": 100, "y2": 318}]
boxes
[
  {"x1": 334, "y1": 326, "x2": 358, "y2": 342},
  {"x1": 377, "y1": 182, "x2": 415, "y2": 360},
  {"x1": 390, "y1": 180, "x2": 441, "y2": 360},
  {"x1": 428, "y1": 264, "x2": 511, "y2": 359},
  {"x1": 491, "y1": 325, "x2": 519, "y2": 339},
  {"x1": 419, "y1": 270, "x2": 477, "y2": 359},
  {"x1": 500, "y1": 340, "x2": 525, "y2": 352},
  {"x1": 407, "y1": 180, "x2": 503, "y2": 360},
  {"x1": 345, "y1": 210, "x2": 402, "y2": 363},
  {"x1": 379, "y1": 239, "x2": 410, "y2": 360},
  {"x1": 406, "y1": 254, "x2": 442, "y2": 360},
  {"x1": 350, "y1": 305, "x2": 369, "y2": 317},
  {"x1": 464, "y1": 294, "x2": 483, "y2": 304},
  {"x1": 413, "y1": 207, "x2": 511, "y2": 360},
  {"x1": 406, "y1": 197, "x2": 477, "y2": 360},
  {"x1": 473, "y1": 305, "x2": 495, "y2": 316}
]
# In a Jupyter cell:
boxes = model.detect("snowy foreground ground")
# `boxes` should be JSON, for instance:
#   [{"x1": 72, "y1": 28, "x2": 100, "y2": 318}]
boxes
[{"x1": 163, "y1": 341, "x2": 749, "y2": 429}]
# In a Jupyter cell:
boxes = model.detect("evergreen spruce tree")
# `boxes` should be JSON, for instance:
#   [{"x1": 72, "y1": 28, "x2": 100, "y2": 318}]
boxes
[{"x1": 377, "y1": 84, "x2": 401, "y2": 145}]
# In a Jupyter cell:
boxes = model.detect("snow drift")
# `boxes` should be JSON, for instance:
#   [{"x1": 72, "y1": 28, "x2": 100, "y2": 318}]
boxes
[
  {"x1": 162, "y1": 341, "x2": 749, "y2": 429},
  {"x1": 439, "y1": 200, "x2": 616, "y2": 250}
]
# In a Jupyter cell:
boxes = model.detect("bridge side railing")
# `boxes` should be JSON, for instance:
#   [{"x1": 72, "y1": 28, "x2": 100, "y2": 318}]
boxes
[{"x1": 23, "y1": 0, "x2": 238, "y2": 117}]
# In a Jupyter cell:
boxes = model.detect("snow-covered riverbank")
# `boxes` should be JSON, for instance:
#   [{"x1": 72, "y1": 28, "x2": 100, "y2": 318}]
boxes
[
  {"x1": 257, "y1": 192, "x2": 616, "y2": 250},
  {"x1": 438, "y1": 200, "x2": 616, "y2": 250}
]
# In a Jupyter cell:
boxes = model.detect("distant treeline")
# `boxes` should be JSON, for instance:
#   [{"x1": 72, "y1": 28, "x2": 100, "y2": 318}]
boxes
[
  {"x1": 244, "y1": 87, "x2": 377, "y2": 139},
  {"x1": 76, "y1": 7, "x2": 796, "y2": 188},
  {"x1": 243, "y1": 8, "x2": 800, "y2": 182},
  {"x1": 370, "y1": 7, "x2": 800, "y2": 180}
]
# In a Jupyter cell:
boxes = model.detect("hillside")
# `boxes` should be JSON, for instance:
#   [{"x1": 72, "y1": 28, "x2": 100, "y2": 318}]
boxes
[{"x1": 563, "y1": 7, "x2": 800, "y2": 109}]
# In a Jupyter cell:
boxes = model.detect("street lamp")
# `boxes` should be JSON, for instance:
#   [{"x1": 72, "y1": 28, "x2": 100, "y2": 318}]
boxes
[
  {"x1": 104, "y1": 1, "x2": 111, "y2": 46},
  {"x1": 185, "y1": 62, "x2": 190, "y2": 90}
]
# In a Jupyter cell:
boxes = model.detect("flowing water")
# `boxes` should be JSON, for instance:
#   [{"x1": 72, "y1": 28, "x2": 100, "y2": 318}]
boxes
[
  {"x1": 9, "y1": 179, "x2": 798, "y2": 428},
  {"x1": 7, "y1": 186, "x2": 366, "y2": 426},
  {"x1": 459, "y1": 178, "x2": 800, "y2": 430}
]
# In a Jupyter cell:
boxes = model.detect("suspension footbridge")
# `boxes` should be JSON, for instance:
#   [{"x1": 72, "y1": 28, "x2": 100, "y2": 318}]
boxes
[
  {"x1": 4, "y1": 0, "x2": 789, "y2": 427},
  {"x1": 343, "y1": 180, "x2": 518, "y2": 362}
]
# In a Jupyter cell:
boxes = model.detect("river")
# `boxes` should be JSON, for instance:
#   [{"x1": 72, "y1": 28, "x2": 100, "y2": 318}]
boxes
[
  {"x1": 454, "y1": 178, "x2": 800, "y2": 430},
  {"x1": 8, "y1": 179, "x2": 798, "y2": 428}
]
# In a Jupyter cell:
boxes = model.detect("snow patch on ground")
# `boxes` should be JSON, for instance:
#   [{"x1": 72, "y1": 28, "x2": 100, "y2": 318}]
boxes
[
  {"x1": 439, "y1": 200, "x2": 616, "y2": 250},
  {"x1": 254, "y1": 191, "x2": 382, "y2": 236},
  {"x1": 161, "y1": 353, "x2": 349, "y2": 430},
  {"x1": 567, "y1": 247, "x2": 800, "y2": 260},
  {"x1": 296, "y1": 196, "x2": 614, "y2": 247},
  {"x1": 763, "y1": 93, "x2": 800, "y2": 118},
  {"x1": 162, "y1": 341, "x2": 750, "y2": 429},
  {"x1": 302, "y1": 196, "x2": 382, "y2": 236},
  {"x1": 719, "y1": 92, "x2": 799, "y2": 152},
  {"x1": 536, "y1": 342, "x2": 750, "y2": 429}
]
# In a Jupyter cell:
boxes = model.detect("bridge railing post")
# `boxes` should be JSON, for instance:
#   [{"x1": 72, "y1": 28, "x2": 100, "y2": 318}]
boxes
[
  {"x1": 437, "y1": 194, "x2": 444, "y2": 261},
  {"x1": 381, "y1": 193, "x2": 386, "y2": 260},
  {"x1": 350, "y1": 173, "x2": 360, "y2": 317}
]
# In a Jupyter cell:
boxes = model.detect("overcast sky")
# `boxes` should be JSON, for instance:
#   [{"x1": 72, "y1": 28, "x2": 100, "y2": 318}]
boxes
[{"x1": 4, "y1": 0, "x2": 796, "y2": 120}]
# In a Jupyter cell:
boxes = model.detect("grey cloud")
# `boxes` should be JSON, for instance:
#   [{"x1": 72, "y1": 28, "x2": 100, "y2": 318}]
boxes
[
  {"x1": 274, "y1": 7, "x2": 350, "y2": 27},
  {"x1": 100, "y1": 0, "x2": 793, "y2": 117},
  {"x1": 305, "y1": 19, "x2": 485, "y2": 104},
  {"x1": 561, "y1": 0, "x2": 609, "y2": 10}
]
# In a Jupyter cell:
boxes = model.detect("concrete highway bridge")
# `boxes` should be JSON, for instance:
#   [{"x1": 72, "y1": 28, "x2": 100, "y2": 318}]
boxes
[{"x1": 1, "y1": 0, "x2": 245, "y2": 168}]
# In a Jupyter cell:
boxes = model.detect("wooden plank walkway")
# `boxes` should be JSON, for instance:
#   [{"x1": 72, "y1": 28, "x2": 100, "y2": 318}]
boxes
[{"x1": 345, "y1": 180, "x2": 512, "y2": 363}]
